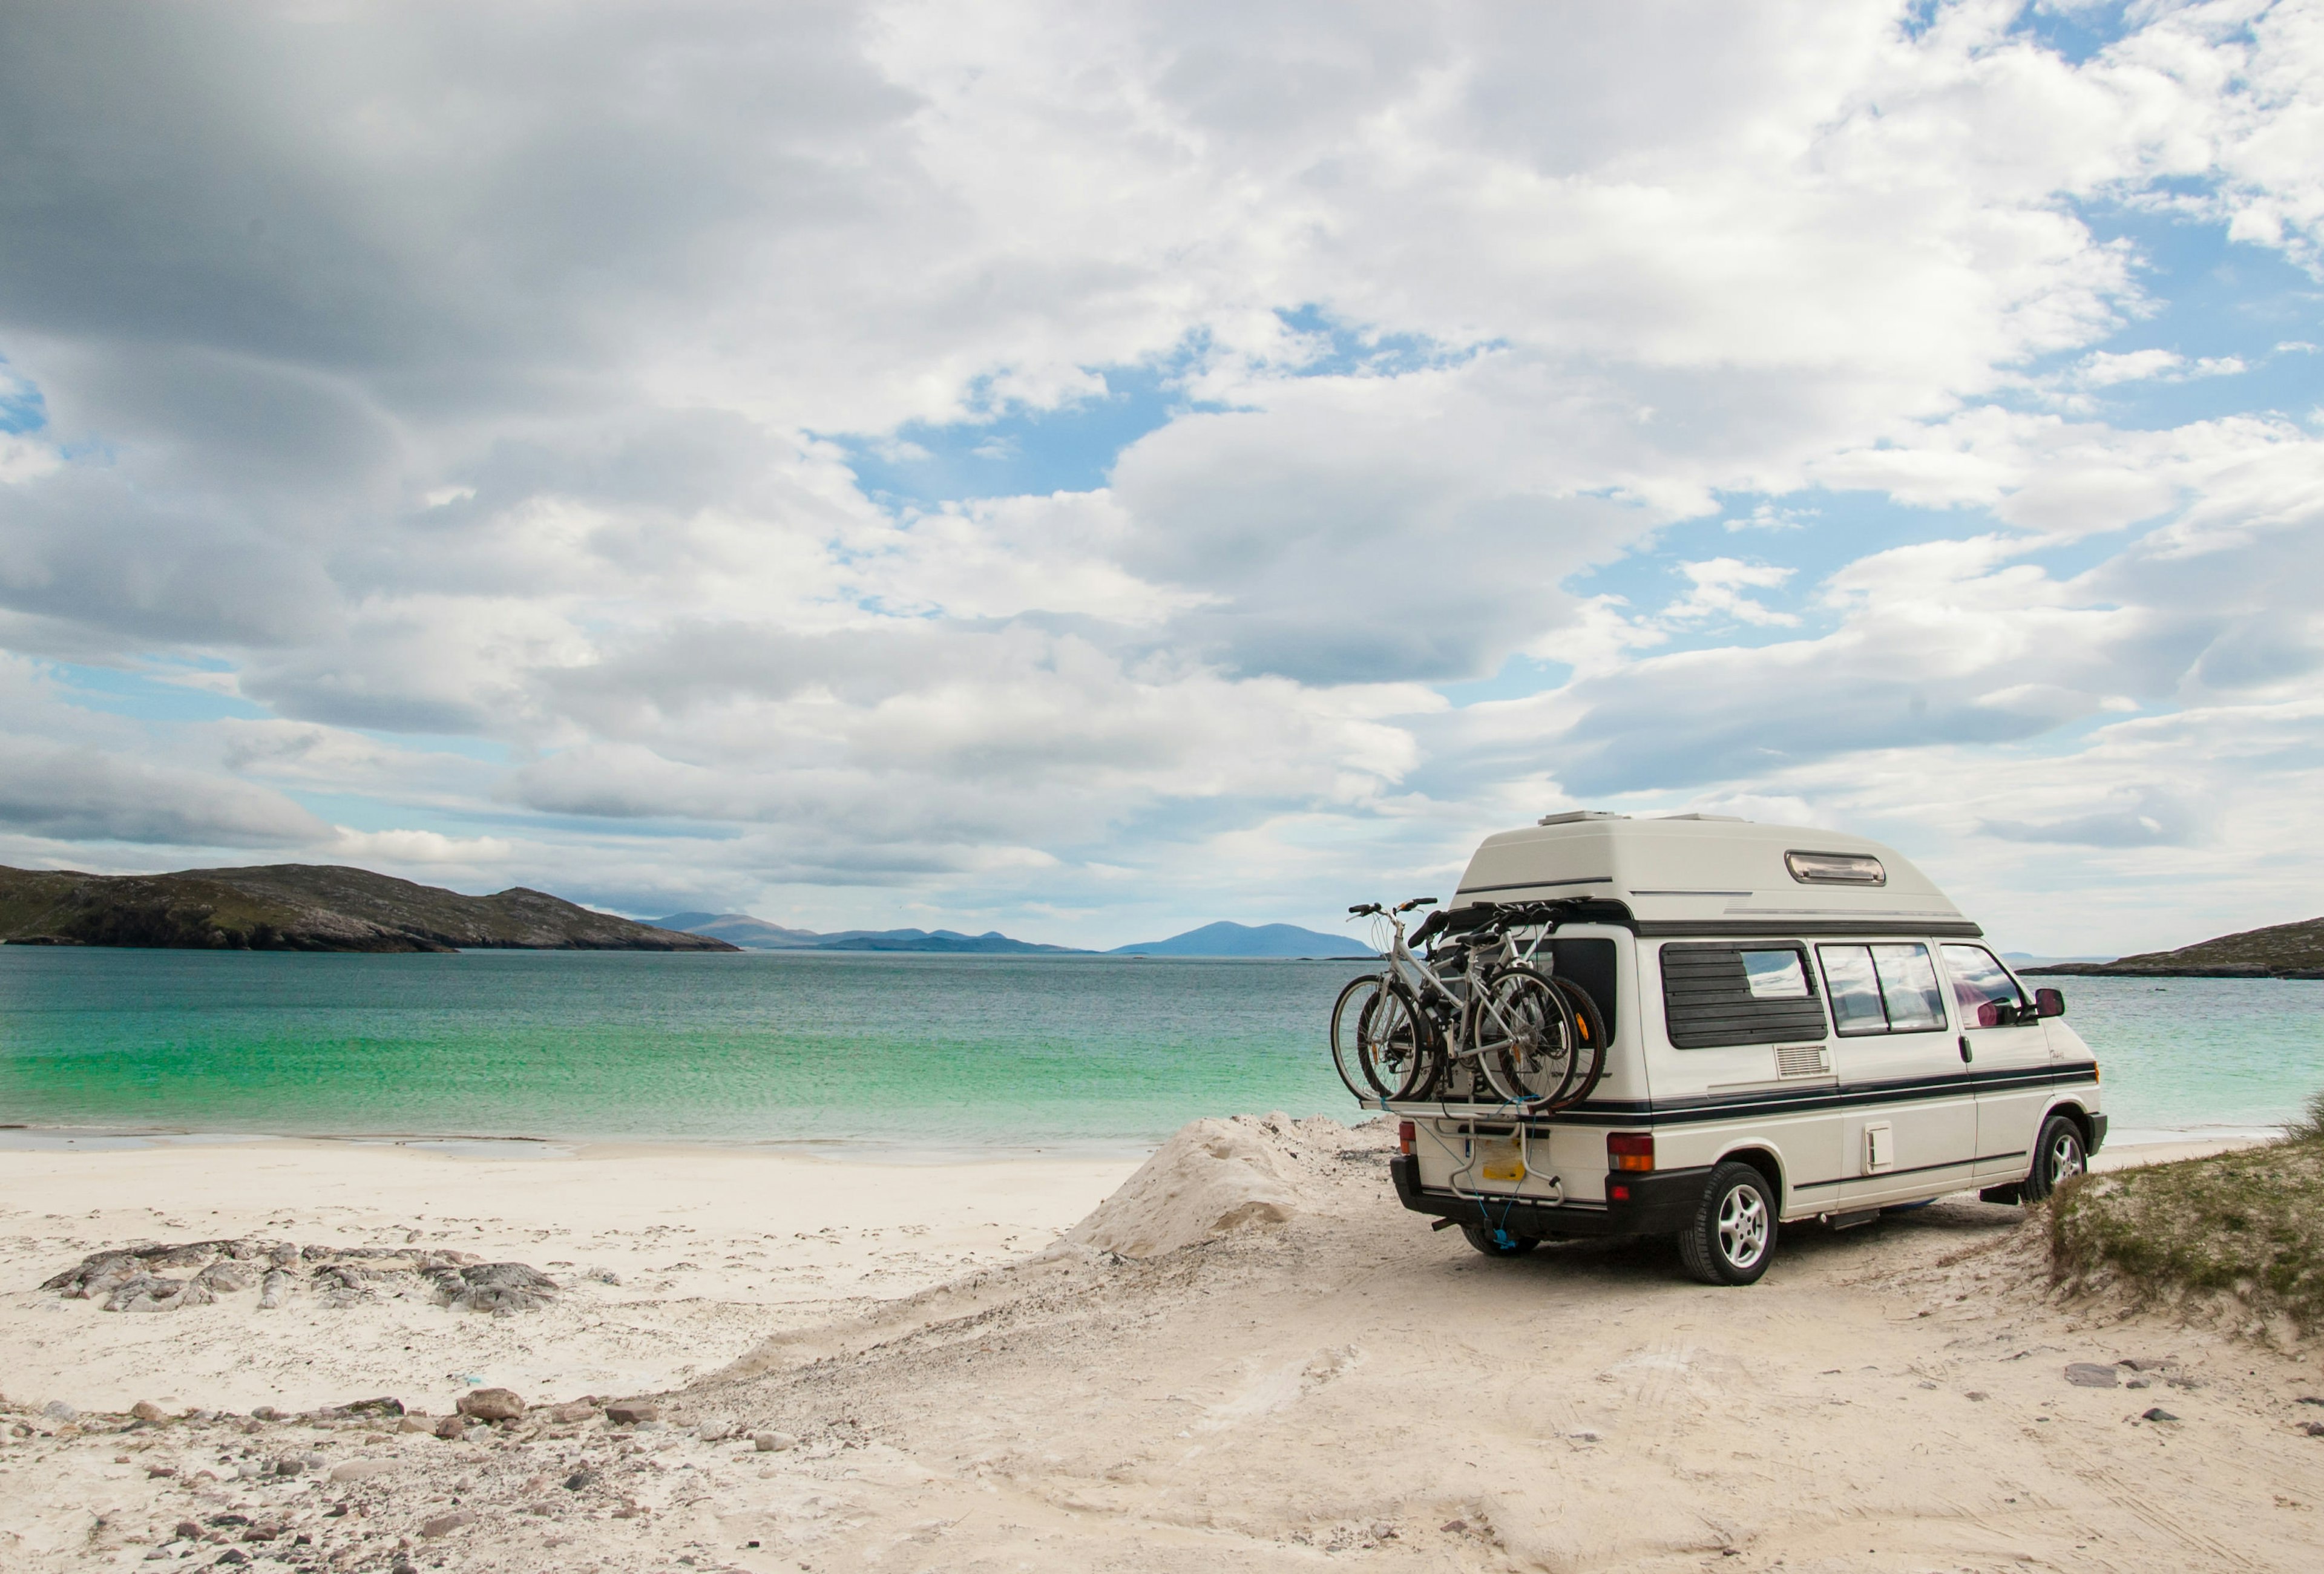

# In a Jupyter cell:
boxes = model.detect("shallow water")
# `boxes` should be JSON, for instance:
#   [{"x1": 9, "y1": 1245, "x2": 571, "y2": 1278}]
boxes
[
  {"x1": 0, "y1": 949, "x2": 1356, "y2": 1153},
  {"x1": 0, "y1": 950, "x2": 2314, "y2": 1152}
]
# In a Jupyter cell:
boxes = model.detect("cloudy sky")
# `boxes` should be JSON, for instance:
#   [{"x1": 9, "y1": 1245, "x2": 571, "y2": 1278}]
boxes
[{"x1": 1, "y1": 0, "x2": 2319, "y2": 954}]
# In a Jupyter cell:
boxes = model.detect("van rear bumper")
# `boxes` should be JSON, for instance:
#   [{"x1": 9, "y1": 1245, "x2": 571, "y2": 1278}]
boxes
[{"x1": 1390, "y1": 1154, "x2": 1710, "y2": 1239}]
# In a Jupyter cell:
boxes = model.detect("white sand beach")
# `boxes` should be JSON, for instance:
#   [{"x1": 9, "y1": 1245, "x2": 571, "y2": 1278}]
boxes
[
  {"x1": 0, "y1": 1136, "x2": 1140, "y2": 1417},
  {"x1": 2, "y1": 1124, "x2": 2316, "y2": 1572}
]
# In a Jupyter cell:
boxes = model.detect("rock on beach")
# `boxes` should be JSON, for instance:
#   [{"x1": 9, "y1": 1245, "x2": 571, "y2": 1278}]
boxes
[{"x1": 455, "y1": 1387, "x2": 527, "y2": 1423}]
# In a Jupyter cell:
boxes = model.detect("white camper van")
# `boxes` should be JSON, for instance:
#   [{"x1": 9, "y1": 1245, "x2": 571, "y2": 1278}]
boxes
[{"x1": 1377, "y1": 813, "x2": 2103, "y2": 1285}]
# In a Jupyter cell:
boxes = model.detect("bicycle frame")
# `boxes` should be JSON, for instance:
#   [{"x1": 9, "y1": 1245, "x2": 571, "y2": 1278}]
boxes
[{"x1": 1363, "y1": 905, "x2": 1545, "y2": 1072}]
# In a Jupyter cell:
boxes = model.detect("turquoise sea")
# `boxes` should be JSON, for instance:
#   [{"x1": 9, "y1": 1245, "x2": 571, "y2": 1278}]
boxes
[{"x1": 0, "y1": 950, "x2": 2317, "y2": 1153}]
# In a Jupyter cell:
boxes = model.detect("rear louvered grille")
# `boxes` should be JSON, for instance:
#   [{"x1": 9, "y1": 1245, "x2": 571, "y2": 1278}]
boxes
[{"x1": 1660, "y1": 944, "x2": 1830, "y2": 1049}]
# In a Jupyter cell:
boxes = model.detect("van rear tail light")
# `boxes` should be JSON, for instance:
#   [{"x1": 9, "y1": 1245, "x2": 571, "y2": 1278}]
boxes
[
  {"x1": 1607, "y1": 1133, "x2": 1655, "y2": 1172},
  {"x1": 1397, "y1": 1121, "x2": 1415, "y2": 1156}
]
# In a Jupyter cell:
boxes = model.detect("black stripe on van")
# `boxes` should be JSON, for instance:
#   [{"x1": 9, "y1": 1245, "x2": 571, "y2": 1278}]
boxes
[{"x1": 1474, "y1": 1061, "x2": 2102, "y2": 1130}]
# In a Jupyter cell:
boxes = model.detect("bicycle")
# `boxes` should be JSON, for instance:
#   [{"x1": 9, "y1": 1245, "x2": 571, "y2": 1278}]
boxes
[{"x1": 1328, "y1": 898, "x2": 1604, "y2": 1110}]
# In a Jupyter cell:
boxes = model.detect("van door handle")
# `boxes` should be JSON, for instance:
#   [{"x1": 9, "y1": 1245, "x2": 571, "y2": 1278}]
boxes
[{"x1": 1958, "y1": 1035, "x2": 1973, "y2": 1064}]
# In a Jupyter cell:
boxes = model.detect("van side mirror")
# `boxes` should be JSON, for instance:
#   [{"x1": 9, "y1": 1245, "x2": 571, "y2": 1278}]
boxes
[{"x1": 2034, "y1": 987, "x2": 2065, "y2": 1018}]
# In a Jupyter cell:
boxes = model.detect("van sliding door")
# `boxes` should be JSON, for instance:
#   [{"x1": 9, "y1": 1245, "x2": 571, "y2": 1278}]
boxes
[{"x1": 1818, "y1": 942, "x2": 1977, "y2": 1206}]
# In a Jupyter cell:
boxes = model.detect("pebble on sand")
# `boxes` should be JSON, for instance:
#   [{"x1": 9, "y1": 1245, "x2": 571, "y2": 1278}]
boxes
[
  {"x1": 2064, "y1": 1363, "x2": 2120, "y2": 1388},
  {"x1": 605, "y1": 1400, "x2": 658, "y2": 1425},
  {"x1": 420, "y1": 1510, "x2": 478, "y2": 1538},
  {"x1": 753, "y1": 1431, "x2": 796, "y2": 1452}
]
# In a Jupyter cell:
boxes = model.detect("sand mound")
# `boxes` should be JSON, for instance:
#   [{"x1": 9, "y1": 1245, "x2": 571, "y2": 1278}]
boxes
[{"x1": 1066, "y1": 1113, "x2": 1359, "y2": 1258}]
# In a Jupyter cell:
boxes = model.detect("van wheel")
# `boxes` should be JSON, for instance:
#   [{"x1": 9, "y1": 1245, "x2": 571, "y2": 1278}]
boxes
[
  {"x1": 1678, "y1": 1162, "x2": 1777, "y2": 1286},
  {"x1": 2019, "y1": 1115, "x2": 2087, "y2": 1203},
  {"x1": 1460, "y1": 1224, "x2": 1537, "y2": 1258}
]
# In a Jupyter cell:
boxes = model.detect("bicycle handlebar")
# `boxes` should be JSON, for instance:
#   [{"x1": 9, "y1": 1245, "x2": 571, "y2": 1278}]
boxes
[{"x1": 1347, "y1": 897, "x2": 1438, "y2": 922}]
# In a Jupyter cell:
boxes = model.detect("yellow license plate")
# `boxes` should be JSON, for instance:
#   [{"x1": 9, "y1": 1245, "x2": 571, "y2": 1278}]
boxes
[{"x1": 1477, "y1": 1139, "x2": 1526, "y2": 1183}]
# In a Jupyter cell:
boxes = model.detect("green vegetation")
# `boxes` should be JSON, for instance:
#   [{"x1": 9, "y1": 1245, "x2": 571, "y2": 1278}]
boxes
[{"x1": 2050, "y1": 1093, "x2": 2324, "y2": 1332}]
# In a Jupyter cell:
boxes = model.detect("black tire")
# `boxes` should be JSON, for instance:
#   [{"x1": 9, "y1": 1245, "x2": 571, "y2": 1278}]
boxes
[
  {"x1": 1460, "y1": 1224, "x2": 1538, "y2": 1258},
  {"x1": 1328, "y1": 975, "x2": 1384, "y2": 1100},
  {"x1": 1474, "y1": 965, "x2": 1576, "y2": 1107},
  {"x1": 2019, "y1": 1113, "x2": 2088, "y2": 1203},
  {"x1": 1356, "y1": 980, "x2": 1439, "y2": 1101},
  {"x1": 1676, "y1": 1161, "x2": 1779, "y2": 1286},
  {"x1": 1549, "y1": 976, "x2": 1610, "y2": 1109}
]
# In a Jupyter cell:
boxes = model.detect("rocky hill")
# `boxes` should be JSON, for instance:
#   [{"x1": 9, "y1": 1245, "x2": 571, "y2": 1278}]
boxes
[
  {"x1": 2023, "y1": 915, "x2": 2324, "y2": 980},
  {"x1": 0, "y1": 864, "x2": 737, "y2": 954}
]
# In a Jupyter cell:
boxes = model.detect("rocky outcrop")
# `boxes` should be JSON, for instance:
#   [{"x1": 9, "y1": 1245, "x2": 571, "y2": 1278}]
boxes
[
  {"x1": 0, "y1": 864, "x2": 736, "y2": 953},
  {"x1": 2024, "y1": 915, "x2": 2324, "y2": 980}
]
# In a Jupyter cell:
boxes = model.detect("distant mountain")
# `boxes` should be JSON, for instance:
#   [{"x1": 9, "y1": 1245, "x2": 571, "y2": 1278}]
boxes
[
  {"x1": 652, "y1": 914, "x2": 1088, "y2": 954},
  {"x1": 2023, "y1": 916, "x2": 2324, "y2": 980},
  {"x1": 0, "y1": 865, "x2": 737, "y2": 954},
  {"x1": 1107, "y1": 920, "x2": 1376, "y2": 959},
  {"x1": 651, "y1": 912, "x2": 826, "y2": 949}
]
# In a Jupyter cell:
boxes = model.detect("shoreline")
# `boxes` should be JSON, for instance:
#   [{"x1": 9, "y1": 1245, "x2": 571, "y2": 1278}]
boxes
[
  {"x1": 0, "y1": 1124, "x2": 1190, "y2": 1163},
  {"x1": 0, "y1": 1117, "x2": 2286, "y2": 1158}
]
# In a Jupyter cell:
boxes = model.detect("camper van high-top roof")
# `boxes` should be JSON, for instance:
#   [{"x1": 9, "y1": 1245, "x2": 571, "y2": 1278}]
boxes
[{"x1": 1452, "y1": 816, "x2": 1973, "y2": 934}]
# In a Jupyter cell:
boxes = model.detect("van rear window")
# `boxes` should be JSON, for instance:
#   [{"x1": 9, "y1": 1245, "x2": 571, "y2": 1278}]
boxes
[{"x1": 1660, "y1": 943, "x2": 1827, "y2": 1049}]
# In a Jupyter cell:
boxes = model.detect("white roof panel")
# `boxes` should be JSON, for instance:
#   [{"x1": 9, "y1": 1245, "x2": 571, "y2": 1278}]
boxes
[{"x1": 1452, "y1": 816, "x2": 1966, "y2": 929}]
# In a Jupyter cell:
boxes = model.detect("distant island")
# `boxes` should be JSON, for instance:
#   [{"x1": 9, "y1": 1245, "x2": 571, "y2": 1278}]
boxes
[
  {"x1": 653, "y1": 913, "x2": 1088, "y2": 955},
  {"x1": 0, "y1": 865, "x2": 735, "y2": 954},
  {"x1": 1106, "y1": 920, "x2": 1376, "y2": 959},
  {"x1": 656, "y1": 914, "x2": 1376, "y2": 958},
  {"x1": 2023, "y1": 915, "x2": 2324, "y2": 980}
]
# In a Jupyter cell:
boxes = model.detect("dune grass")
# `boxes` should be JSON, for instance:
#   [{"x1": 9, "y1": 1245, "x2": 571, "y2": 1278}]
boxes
[{"x1": 2049, "y1": 1091, "x2": 2324, "y2": 1333}]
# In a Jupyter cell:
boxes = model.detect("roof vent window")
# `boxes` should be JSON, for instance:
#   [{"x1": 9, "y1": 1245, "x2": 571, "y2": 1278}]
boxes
[
  {"x1": 1538, "y1": 810, "x2": 1632, "y2": 826},
  {"x1": 1785, "y1": 850, "x2": 1886, "y2": 887}
]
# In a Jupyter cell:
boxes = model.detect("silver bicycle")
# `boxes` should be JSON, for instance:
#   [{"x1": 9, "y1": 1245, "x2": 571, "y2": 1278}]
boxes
[{"x1": 1328, "y1": 898, "x2": 1595, "y2": 1109}]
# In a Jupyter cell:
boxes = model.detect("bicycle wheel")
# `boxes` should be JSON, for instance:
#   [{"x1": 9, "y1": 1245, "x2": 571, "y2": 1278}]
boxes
[
  {"x1": 1357, "y1": 980, "x2": 1441, "y2": 1101},
  {"x1": 1473, "y1": 965, "x2": 1578, "y2": 1107},
  {"x1": 1328, "y1": 975, "x2": 1385, "y2": 1100},
  {"x1": 1549, "y1": 976, "x2": 1610, "y2": 1110}
]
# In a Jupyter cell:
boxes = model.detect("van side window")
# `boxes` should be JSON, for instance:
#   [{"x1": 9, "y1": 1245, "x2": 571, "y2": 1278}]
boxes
[
  {"x1": 1660, "y1": 943, "x2": 1827, "y2": 1048},
  {"x1": 1942, "y1": 943, "x2": 2026, "y2": 1019},
  {"x1": 1816, "y1": 943, "x2": 1948, "y2": 1035}
]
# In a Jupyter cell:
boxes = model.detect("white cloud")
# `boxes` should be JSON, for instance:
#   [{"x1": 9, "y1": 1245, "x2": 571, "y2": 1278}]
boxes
[
  {"x1": 0, "y1": 1, "x2": 2317, "y2": 949},
  {"x1": 1661, "y1": 559, "x2": 1799, "y2": 628},
  {"x1": 330, "y1": 828, "x2": 514, "y2": 867},
  {"x1": 0, "y1": 734, "x2": 332, "y2": 848}
]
